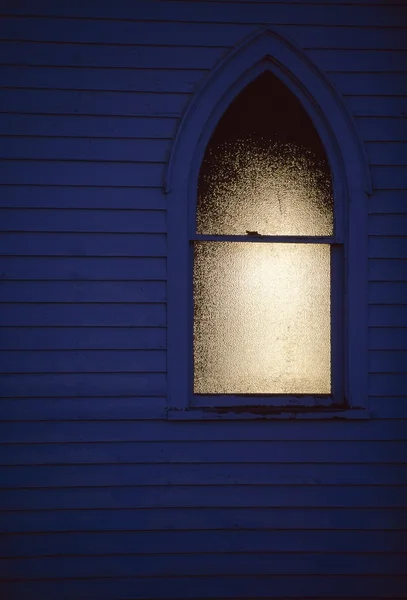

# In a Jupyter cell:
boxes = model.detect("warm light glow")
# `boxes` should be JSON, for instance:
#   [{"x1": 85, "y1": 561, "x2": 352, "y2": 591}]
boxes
[
  {"x1": 194, "y1": 242, "x2": 331, "y2": 394},
  {"x1": 194, "y1": 74, "x2": 334, "y2": 395},
  {"x1": 197, "y1": 139, "x2": 333, "y2": 236}
]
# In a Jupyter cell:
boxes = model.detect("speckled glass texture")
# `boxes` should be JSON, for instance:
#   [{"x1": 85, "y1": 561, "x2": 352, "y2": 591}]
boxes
[
  {"x1": 193, "y1": 242, "x2": 331, "y2": 394},
  {"x1": 197, "y1": 73, "x2": 334, "y2": 236}
]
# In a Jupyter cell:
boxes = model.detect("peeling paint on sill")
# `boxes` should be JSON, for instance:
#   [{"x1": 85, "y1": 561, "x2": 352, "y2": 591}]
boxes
[{"x1": 167, "y1": 407, "x2": 370, "y2": 421}]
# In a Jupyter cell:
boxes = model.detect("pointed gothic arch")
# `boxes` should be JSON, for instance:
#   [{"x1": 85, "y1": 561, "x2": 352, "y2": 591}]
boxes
[
  {"x1": 166, "y1": 27, "x2": 371, "y2": 196},
  {"x1": 166, "y1": 28, "x2": 371, "y2": 418}
]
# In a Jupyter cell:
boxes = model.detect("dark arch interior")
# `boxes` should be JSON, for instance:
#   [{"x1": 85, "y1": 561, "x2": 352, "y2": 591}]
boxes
[{"x1": 208, "y1": 71, "x2": 325, "y2": 150}]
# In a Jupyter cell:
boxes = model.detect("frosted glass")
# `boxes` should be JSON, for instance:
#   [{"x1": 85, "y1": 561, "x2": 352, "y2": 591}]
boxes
[
  {"x1": 197, "y1": 72, "x2": 333, "y2": 236},
  {"x1": 197, "y1": 138, "x2": 333, "y2": 236},
  {"x1": 194, "y1": 242, "x2": 331, "y2": 394}
]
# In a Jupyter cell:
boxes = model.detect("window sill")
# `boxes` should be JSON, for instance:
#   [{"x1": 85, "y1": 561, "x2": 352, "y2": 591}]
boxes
[{"x1": 167, "y1": 406, "x2": 370, "y2": 421}]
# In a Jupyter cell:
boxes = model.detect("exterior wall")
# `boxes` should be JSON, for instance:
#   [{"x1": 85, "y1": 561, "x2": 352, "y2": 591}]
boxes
[{"x1": 0, "y1": 1, "x2": 406, "y2": 598}]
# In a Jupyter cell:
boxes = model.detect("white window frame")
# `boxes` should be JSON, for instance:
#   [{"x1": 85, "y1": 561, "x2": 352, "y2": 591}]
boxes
[{"x1": 165, "y1": 28, "x2": 371, "y2": 420}]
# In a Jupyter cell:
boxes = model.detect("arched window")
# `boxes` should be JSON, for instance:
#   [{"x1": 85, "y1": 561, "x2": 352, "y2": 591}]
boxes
[
  {"x1": 194, "y1": 72, "x2": 335, "y2": 398},
  {"x1": 166, "y1": 30, "x2": 370, "y2": 418}
]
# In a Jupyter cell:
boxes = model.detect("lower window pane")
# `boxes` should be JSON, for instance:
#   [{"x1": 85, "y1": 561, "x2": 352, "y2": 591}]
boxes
[{"x1": 193, "y1": 242, "x2": 331, "y2": 394}]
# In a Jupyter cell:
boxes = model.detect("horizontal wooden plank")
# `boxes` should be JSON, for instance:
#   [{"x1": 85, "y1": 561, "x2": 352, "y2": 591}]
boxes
[
  {"x1": 369, "y1": 282, "x2": 407, "y2": 302},
  {"x1": 0, "y1": 72, "x2": 201, "y2": 97},
  {"x1": 369, "y1": 238, "x2": 407, "y2": 259},
  {"x1": 2, "y1": 576, "x2": 406, "y2": 600},
  {"x1": 4, "y1": 553, "x2": 407, "y2": 580},
  {"x1": 0, "y1": 114, "x2": 177, "y2": 138},
  {"x1": 1, "y1": 208, "x2": 166, "y2": 233},
  {"x1": 369, "y1": 259, "x2": 407, "y2": 281},
  {"x1": 1, "y1": 552, "x2": 406, "y2": 580},
  {"x1": 369, "y1": 191, "x2": 407, "y2": 214},
  {"x1": 2, "y1": 528, "x2": 407, "y2": 558},
  {"x1": 289, "y1": 27, "x2": 407, "y2": 51},
  {"x1": 370, "y1": 305, "x2": 407, "y2": 327},
  {"x1": 0, "y1": 257, "x2": 166, "y2": 280},
  {"x1": 3, "y1": 484, "x2": 407, "y2": 512},
  {"x1": 2, "y1": 506, "x2": 406, "y2": 533},
  {"x1": 348, "y1": 99, "x2": 407, "y2": 117},
  {"x1": 370, "y1": 398, "x2": 407, "y2": 419},
  {"x1": 369, "y1": 373, "x2": 407, "y2": 396},
  {"x1": 0, "y1": 232, "x2": 167, "y2": 257},
  {"x1": 369, "y1": 327, "x2": 407, "y2": 350},
  {"x1": 0, "y1": 17, "x2": 250, "y2": 46},
  {"x1": 2, "y1": 419, "x2": 406, "y2": 443},
  {"x1": 0, "y1": 327, "x2": 166, "y2": 350},
  {"x1": 0, "y1": 65, "x2": 202, "y2": 94},
  {"x1": 2, "y1": 2, "x2": 407, "y2": 26},
  {"x1": 0, "y1": 303, "x2": 166, "y2": 327},
  {"x1": 0, "y1": 395, "x2": 402, "y2": 421},
  {"x1": 3, "y1": 463, "x2": 407, "y2": 487},
  {"x1": 0, "y1": 281, "x2": 167, "y2": 303},
  {"x1": 0, "y1": 186, "x2": 166, "y2": 209},
  {"x1": 0, "y1": 397, "x2": 401, "y2": 421},
  {"x1": 0, "y1": 41, "x2": 226, "y2": 69},
  {"x1": 0, "y1": 283, "x2": 166, "y2": 306},
  {"x1": 2, "y1": 440, "x2": 406, "y2": 466},
  {"x1": 0, "y1": 553, "x2": 404, "y2": 582},
  {"x1": 377, "y1": 398, "x2": 407, "y2": 420},
  {"x1": 0, "y1": 137, "x2": 171, "y2": 162},
  {"x1": 0, "y1": 349, "x2": 166, "y2": 374},
  {"x1": 4, "y1": 44, "x2": 406, "y2": 74},
  {"x1": 358, "y1": 119, "x2": 407, "y2": 141},
  {"x1": 331, "y1": 73, "x2": 407, "y2": 95},
  {"x1": 308, "y1": 49, "x2": 407, "y2": 73},
  {"x1": 1, "y1": 18, "x2": 407, "y2": 49},
  {"x1": 366, "y1": 142, "x2": 407, "y2": 165},
  {"x1": 0, "y1": 161, "x2": 165, "y2": 186},
  {"x1": 0, "y1": 396, "x2": 168, "y2": 421},
  {"x1": 371, "y1": 166, "x2": 407, "y2": 190},
  {"x1": 0, "y1": 208, "x2": 165, "y2": 233},
  {"x1": 0, "y1": 576, "x2": 406, "y2": 600},
  {"x1": 370, "y1": 216, "x2": 407, "y2": 236},
  {"x1": 0, "y1": 373, "x2": 166, "y2": 397},
  {"x1": 369, "y1": 350, "x2": 407, "y2": 373},
  {"x1": 0, "y1": 88, "x2": 189, "y2": 115},
  {"x1": 356, "y1": 102, "x2": 406, "y2": 123}
]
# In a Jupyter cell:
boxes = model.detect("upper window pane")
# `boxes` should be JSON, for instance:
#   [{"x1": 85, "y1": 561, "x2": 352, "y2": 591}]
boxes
[{"x1": 197, "y1": 73, "x2": 334, "y2": 236}]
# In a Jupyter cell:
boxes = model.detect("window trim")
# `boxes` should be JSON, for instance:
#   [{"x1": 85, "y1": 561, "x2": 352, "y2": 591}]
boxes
[
  {"x1": 190, "y1": 240, "x2": 343, "y2": 408},
  {"x1": 165, "y1": 27, "x2": 371, "y2": 418}
]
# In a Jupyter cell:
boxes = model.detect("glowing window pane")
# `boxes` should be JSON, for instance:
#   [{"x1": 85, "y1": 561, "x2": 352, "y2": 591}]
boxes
[
  {"x1": 193, "y1": 242, "x2": 331, "y2": 394},
  {"x1": 197, "y1": 74, "x2": 333, "y2": 236}
]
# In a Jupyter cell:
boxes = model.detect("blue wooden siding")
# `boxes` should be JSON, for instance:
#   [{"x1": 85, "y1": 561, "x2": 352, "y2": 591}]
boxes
[{"x1": 1, "y1": 1, "x2": 406, "y2": 598}]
